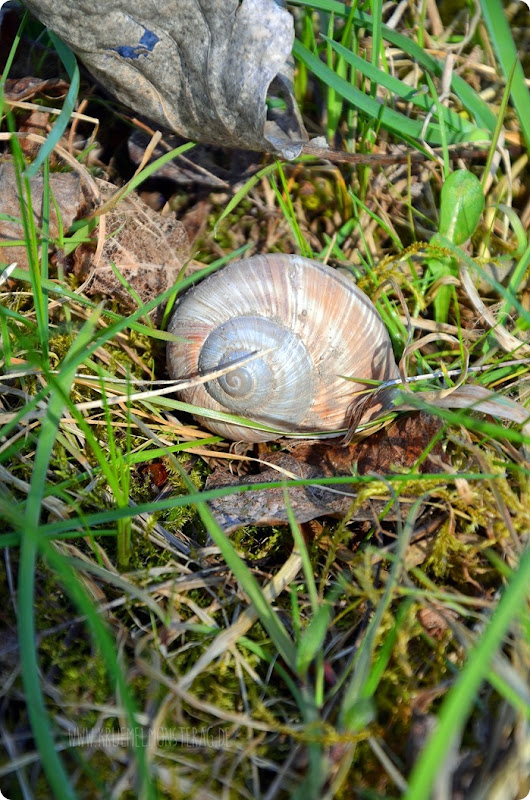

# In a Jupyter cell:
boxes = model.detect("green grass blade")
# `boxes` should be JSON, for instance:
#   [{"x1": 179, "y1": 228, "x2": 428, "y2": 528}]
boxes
[
  {"x1": 0, "y1": 468, "x2": 505, "y2": 550},
  {"x1": 39, "y1": 158, "x2": 50, "y2": 358},
  {"x1": 17, "y1": 544, "x2": 79, "y2": 799},
  {"x1": 271, "y1": 166, "x2": 313, "y2": 257},
  {"x1": 8, "y1": 132, "x2": 49, "y2": 357},
  {"x1": 481, "y1": 60, "x2": 518, "y2": 191},
  {"x1": 370, "y1": 0, "x2": 383, "y2": 81},
  {"x1": 18, "y1": 307, "x2": 103, "y2": 799},
  {"x1": 324, "y1": 36, "x2": 473, "y2": 139},
  {"x1": 0, "y1": 10, "x2": 28, "y2": 89},
  {"x1": 191, "y1": 495, "x2": 297, "y2": 669},
  {"x1": 29, "y1": 469, "x2": 504, "y2": 540},
  {"x1": 499, "y1": 239, "x2": 530, "y2": 324},
  {"x1": 213, "y1": 161, "x2": 281, "y2": 235},
  {"x1": 8, "y1": 259, "x2": 227, "y2": 345},
  {"x1": 91, "y1": 141, "x2": 196, "y2": 214},
  {"x1": 165, "y1": 462, "x2": 297, "y2": 672},
  {"x1": 479, "y1": 0, "x2": 530, "y2": 150},
  {"x1": 404, "y1": 546, "x2": 530, "y2": 799},
  {"x1": 291, "y1": 0, "x2": 496, "y2": 132},
  {"x1": 339, "y1": 497, "x2": 424, "y2": 729},
  {"x1": 36, "y1": 542, "x2": 157, "y2": 799},
  {"x1": 0, "y1": 301, "x2": 38, "y2": 330},
  {"x1": 24, "y1": 32, "x2": 80, "y2": 178},
  {"x1": 325, "y1": 10, "x2": 343, "y2": 139},
  {"x1": 293, "y1": 40, "x2": 449, "y2": 145}
]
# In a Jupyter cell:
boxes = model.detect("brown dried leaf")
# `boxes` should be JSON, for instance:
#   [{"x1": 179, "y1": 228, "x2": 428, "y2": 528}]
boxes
[
  {"x1": 205, "y1": 412, "x2": 443, "y2": 532},
  {"x1": 0, "y1": 161, "x2": 88, "y2": 270},
  {"x1": 23, "y1": 0, "x2": 308, "y2": 159},
  {"x1": 206, "y1": 453, "x2": 337, "y2": 532},
  {"x1": 17, "y1": 110, "x2": 53, "y2": 160},
  {"x1": 417, "y1": 605, "x2": 458, "y2": 639},
  {"x1": 74, "y1": 181, "x2": 189, "y2": 320},
  {"x1": 424, "y1": 384, "x2": 530, "y2": 428},
  {"x1": 3, "y1": 76, "x2": 69, "y2": 101}
]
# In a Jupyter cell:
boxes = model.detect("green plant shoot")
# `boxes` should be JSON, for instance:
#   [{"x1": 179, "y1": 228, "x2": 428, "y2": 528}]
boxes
[{"x1": 428, "y1": 170, "x2": 485, "y2": 323}]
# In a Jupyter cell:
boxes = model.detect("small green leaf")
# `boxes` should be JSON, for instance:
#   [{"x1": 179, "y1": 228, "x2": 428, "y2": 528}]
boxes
[{"x1": 438, "y1": 169, "x2": 484, "y2": 245}]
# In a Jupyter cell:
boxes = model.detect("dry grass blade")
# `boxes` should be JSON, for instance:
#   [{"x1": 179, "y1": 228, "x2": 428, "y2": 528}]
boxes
[
  {"x1": 73, "y1": 348, "x2": 276, "y2": 411},
  {"x1": 398, "y1": 331, "x2": 470, "y2": 395},
  {"x1": 460, "y1": 265, "x2": 530, "y2": 357},
  {"x1": 0, "y1": 131, "x2": 101, "y2": 200},
  {"x1": 176, "y1": 550, "x2": 302, "y2": 691}
]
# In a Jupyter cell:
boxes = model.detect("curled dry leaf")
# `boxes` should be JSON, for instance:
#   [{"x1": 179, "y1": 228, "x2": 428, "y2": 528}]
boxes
[
  {"x1": 23, "y1": 0, "x2": 308, "y2": 159},
  {"x1": 399, "y1": 383, "x2": 530, "y2": 443},
  {"x1": 0, "y1": 161, "x2": 89, "y2": 271},
  {"x1": 73, "y1": 180, "x2": 189, "y2": 320},
  {"x1": 417, "y1": 605, "x2": 458, "y2": 639},
  {"x1": 205, "y1": 412, "x2": 444, "y2": 532}
]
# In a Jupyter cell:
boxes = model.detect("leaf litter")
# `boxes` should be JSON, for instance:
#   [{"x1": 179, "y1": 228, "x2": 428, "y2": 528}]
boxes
[
  {"x1": 73, "y1": 180, "x2": 190, "y2": 321},
  {"x1": 205, "y1": 412, "x2": 445, "y2": 531},
  {"x1": 0, "y1": 160, "x2": 89, "y2": 270}
]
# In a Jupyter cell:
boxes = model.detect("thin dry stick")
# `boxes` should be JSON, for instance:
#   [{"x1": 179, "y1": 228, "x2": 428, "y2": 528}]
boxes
[{"x1": 300, "y1": 141, "x2": 520, "y2": 166}]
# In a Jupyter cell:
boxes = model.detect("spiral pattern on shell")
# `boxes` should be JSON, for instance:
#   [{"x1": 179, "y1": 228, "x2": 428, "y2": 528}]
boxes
[{"x1": 167, "y1": 254, "x2": 399, "y2": 442}]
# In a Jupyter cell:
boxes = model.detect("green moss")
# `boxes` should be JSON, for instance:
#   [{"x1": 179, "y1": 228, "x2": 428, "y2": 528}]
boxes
[
  {"x1": 424, "y1": 519, "x2": 467, "y2": 579},
  {"x1": 231, "y1": 524, "x2": 292, "y2": 561},
  {"x1": 126, "y1": 524, "x2": 174, "y2": 571}
]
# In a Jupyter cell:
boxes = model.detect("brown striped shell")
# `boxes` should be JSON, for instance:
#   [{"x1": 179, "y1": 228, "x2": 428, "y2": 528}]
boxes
[{"x1": 167, "y1": 254, "x2": 399, "y2": 442}]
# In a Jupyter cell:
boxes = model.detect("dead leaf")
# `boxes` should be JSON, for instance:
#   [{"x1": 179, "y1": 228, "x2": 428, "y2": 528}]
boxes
[
  {"x1": 3, "y1": 76, "x2": 69, "y2": 101},
  {"x1": 205, "y1": 412, "x2": 444, "y2": 532},
  {"x1": 17, "y1": 110, "x2": 53, "y2": 160},
  {"x1": 206, "y1": 452, "x2": 341, "y2": 531},
  {"x1": 417, "y1": 605, "x2": 458, "y2": 639},
  {"x1": 23, "y1": 0, "x2": 308, "y2": 159},
  {"x1": 73, "y1": 180, "x2": 189, "y2": 320},
  {"x1": 139, "y1": 460, "x2": 169, "y2": 489},
  {"x1": 0, "y1": 160, "x2": 89, "y2": 270}
]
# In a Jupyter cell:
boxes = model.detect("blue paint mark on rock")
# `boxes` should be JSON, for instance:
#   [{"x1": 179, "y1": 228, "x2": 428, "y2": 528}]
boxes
[{"x1": 113, "y1": 29, "x2": 159, "y2": 60}]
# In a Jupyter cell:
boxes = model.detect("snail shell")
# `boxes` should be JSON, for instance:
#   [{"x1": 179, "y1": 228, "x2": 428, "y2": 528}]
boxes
[{"x1": 167, "y1": 254, "x2": 399, "y2": 442}]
